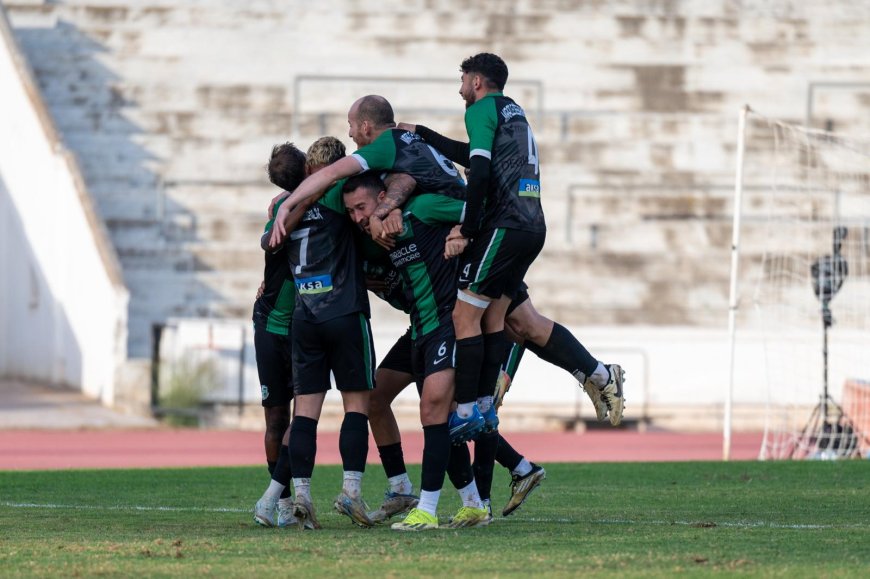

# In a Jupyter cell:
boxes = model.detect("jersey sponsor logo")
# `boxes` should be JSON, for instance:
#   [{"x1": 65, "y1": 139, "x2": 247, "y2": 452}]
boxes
[
  {"x1": 389, "y1": 243, "x2": 421, "y2": 268},
  {"x1": 295, "y1": 274, "x2": 333, "y2": 294},
  {"x1": 500, "y1": 103, "x2": 526, "y2": 122},
  {"x1": 302, "y1": 206, "x2": 323, "y2": 222},
  {"x1": 400, "y1": 131, "x2": 421, "y2": 145},
  {"x1": 261, "y1": 385, "x2": 269, "y2": 400},
  {"x1": 518, "y1": 179, "x2": 541, "y2": 198}
]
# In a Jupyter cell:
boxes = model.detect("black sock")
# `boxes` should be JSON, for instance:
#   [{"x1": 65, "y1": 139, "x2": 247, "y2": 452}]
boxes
[
  {"x1": 377, "y1": 442, "x2": 407, "y2": 479},
  {"x1": 267, "y1": 460, "x2": 277, "y2": 478},
  {"x1": 472, "y1": 430, "x2": 500, "y2": 501},
  {"x1": 288, "y1": 416, "x2": 318, "y2": 479},
  {"x1": 421, "y1": 423, "x2": 450, "y2": 492},
  {"x1": 525, "y1": 323, "x2": 598, "y2": 379},
  {"x1": 274, "y1": 445, "x2": 292, "y2": 497},
  {"x1": 454, "y1": 335, "x2": 484, "y2": 404},
  {"x1": 446, "y1": 441, "x2": 475, "y2": 490},
  {"x1": 495, "y1": 433, "x2": 523, "y2": 471},
  {"x1": 478, "y1": 331, "x2": 506, "y2": 399},
  {"x1": 339, "y1": 412, "x2": 369, "y2": 473}
]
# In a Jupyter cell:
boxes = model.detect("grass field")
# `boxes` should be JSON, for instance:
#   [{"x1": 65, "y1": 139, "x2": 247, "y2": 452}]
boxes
[{"x1": 1, "y1": 461, "x2": 867, "y2": 577}]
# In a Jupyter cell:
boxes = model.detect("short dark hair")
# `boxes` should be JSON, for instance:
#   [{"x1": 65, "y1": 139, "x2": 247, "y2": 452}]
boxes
[
  {"x1": 356, "y1": 95, "x2": 395, "y2": 128},
  {"x1": 342, "y1": 171, "x2": 385, "y2": 196},
  {"x1": 460, "y1": 53, "x2": 509, "y2": 91},
  {"x1": 267, "y1": 142, "x2": 306, "y2": 191}
]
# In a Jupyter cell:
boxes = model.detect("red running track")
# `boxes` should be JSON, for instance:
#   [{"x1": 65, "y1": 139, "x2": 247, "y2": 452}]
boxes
[{"x1": 0, "y1": 430, "x2": 763, "y2": 470}]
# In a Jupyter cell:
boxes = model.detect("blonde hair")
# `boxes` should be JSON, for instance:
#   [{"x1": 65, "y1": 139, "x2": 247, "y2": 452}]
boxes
[{"x1": 306, "y1": 136, "x2": 346, "y2": 168}]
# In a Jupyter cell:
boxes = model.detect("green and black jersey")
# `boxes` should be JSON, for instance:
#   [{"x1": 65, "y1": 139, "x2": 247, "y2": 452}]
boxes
[
  {"x1": 357, "y1": 232, "x2": 411, "y2": 314},
  {"x1": 386, "y1": 194, "x2": 465, "y2": 339},
  {"x1": 352, "y1": 129, "x2": 467, "y2": 200},
  {"x1": 287, "y1": 180, "x2": 370, "y2": 323},
  {"x1": 253, "y1": 197, "x2": 296, "y2": 335},
  {"x1": 466, "y1": 93, "x2": 546, "y2": 233}
]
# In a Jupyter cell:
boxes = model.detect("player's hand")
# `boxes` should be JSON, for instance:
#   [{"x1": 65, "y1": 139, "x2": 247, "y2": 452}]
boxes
[
  {"x1": 444, "y1": 236, "x2": 468, "y2": 259},
  {"x1": 446, "y1": 224, "x2": 465, "y2": 241},
  {"x1": 255, "y1": 280, "x2": 265, "y2": 300},
  {"x1": 373, "y1": 233, "x2": 397, "y2": 250},
  {"x1": 380, "y1": 208, "x2": 404, "y2": 236},
  {"x1": 397, "y1": 122, "x2": 416, "y2": 133},
  {"x1": 268, "y1": 190, "x2": 290, "y2": 219},
  {"x1": 269, "y1": 202, "x2": 291, "y2": 247}
]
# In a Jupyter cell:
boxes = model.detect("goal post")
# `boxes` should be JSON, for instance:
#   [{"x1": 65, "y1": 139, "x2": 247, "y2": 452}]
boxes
[{"x1": 726, "y1": 108, "x2": 870, "y2": 460}]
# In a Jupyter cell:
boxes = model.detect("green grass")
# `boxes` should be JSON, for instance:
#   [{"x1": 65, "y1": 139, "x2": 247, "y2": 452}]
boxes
[{"x1": 1, "y1": 461, "x2": 868, "y2": 577}]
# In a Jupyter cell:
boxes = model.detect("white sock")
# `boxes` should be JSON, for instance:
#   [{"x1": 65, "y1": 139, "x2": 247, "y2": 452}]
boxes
[
  {"x1": 512, "y1": 459, "x2": 533, "y2": 478},
  {"x1": 293, "y1": 477, "x2": 311, "y2": 500},
  {"x1": 343, "y1": 471, "x2": 363, "y2": 499},
  {"x1": 263, "y1": 479, "x2": 285, "y2": 501},
  {"x1": 457, "y1": 402, "x2": 476, "y2": 419},
  {"x1": 591, "y1": 363, "x2": 610, "y2": 389},
  {"x1": 572, "y1": 369, "x2": 588, "y2": 384},
  {"x1": 477, "y1": 396, "x2": 493, "y2": 413},
  {"x1": 388, "y1": 473, "x2": 414, "y2": 495},
  {"x1": 457, "y1": 480, "x2": 483, "y2": 509},
  {"x1": 417, "y1": 489, "x2": 441, "y2": 516}
]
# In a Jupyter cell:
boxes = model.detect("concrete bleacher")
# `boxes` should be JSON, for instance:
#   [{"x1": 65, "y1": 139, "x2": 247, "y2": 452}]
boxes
[{"x1": 2, "y1": 1, "x2": 869, "y2": 428}]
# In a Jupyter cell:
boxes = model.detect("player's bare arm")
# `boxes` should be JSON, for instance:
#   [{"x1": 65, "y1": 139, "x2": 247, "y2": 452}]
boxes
[{"x1": 269, "y1": 155, "x2": 363, "y2": 247}]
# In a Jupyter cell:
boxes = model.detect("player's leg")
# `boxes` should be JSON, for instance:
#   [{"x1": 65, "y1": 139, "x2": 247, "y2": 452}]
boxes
[
  {"x1": 330, "y1": 313, "x2": 376, "y2": 528},
  {"x1": 507, "y1": 296, "x2": 625, "y2": 425},
  {"x1": 369, "y1": 329, "x2": 420, "y2": 523},
  {"x1": 286, "y1": 318, "x2": 330, "y2": 530},
  {"x1": 392, "y1": 359, "x2": 453, "y2": 532},
  {"x1": 495, "y1": 433, "x2": 546, "y2": 517},
  {"x1": 443, "y1": 440, "x2": 491, "y2": 528},
  {"x1": 252, "y1": 326, "x2": 294, "y2": 527}
]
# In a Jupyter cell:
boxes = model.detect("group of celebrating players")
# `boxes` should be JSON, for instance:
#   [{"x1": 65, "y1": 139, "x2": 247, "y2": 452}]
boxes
[{"x1": 249, "y1": 53, "x2": 625, "y2": 532}]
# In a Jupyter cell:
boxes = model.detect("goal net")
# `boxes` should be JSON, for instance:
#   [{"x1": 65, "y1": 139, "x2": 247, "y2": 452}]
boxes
[{"x1": 729, "y1": 109, "x2": 870, "y2": 460}]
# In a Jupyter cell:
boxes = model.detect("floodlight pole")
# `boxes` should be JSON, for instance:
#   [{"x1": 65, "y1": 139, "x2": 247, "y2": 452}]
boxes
[{"x1": 725, "y1": 105, "x2": 750, "y2": 461}]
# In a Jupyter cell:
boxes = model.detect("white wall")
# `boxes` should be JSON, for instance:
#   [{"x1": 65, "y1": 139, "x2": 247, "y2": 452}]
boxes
[{"x1": 0, "y1": 8, "x2": 128, "y2": 403}]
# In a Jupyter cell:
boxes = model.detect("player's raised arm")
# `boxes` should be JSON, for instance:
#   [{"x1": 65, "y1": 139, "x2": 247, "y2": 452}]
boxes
[{"x1": 269, "y1": 155, "x2": 363, "y2": 247}]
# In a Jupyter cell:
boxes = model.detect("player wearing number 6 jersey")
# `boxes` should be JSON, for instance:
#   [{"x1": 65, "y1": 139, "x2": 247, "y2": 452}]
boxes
[{"x1": 343, "y1": 173, "x2": 489, "y2": 531}]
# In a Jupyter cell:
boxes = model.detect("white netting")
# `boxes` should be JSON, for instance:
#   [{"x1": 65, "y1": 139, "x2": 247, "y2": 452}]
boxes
[{"x1": 734, "y1": 111, "x2": 870, "y2": 460}]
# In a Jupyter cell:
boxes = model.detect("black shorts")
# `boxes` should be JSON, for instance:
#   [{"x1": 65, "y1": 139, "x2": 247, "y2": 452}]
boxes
[
  {"x1": 291, "y1": 312, "x2": 376, "y2": 395},
  {"x1": 378, "y1": 327, "x2": 413, "y2": 375},
  {"x1": 506, "y1": 282, "x2": 530, "y2": 317},
  {"x1": 411, "y1": 321, "x2": 455, "y2": 381},
  {"x1": 459, "y1": 228, "x2": 545, "y2": 301},
  {"x1": 254, "y1": 323, "x2": 293, "y2": 408}
]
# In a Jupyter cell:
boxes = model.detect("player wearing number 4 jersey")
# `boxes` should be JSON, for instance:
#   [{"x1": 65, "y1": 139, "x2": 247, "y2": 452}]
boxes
[{"x1": 400, "y1": 53, "x2": 625, "y2": 429}]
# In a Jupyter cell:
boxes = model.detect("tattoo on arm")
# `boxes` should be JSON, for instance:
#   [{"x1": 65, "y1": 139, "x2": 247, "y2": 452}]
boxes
[{"x1": 375, "y1": 173, "x2": 417, "y2": 219}]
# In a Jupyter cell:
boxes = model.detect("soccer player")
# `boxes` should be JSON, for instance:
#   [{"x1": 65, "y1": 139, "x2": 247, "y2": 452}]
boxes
[
  {"x1": 251, "y1": 142, "x2": 306, "y2": 528},
  {"x1": 399, "y1": 53, "x2": 625, "y2": 426},
  {"x1": 267, "y1": 94, "x2": 465, "y2": 249},
  {"x1": 343, "y1": 173, "x2": 489, "y2": 531},
  {"x1": 269, "y1": 136, "x2": 377, "y2": 530}
]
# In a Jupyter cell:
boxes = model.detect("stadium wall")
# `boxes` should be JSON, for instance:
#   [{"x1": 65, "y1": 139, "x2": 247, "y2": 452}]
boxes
[{"x1": 0, "y1": 6, "x2": 128, "y2": 404}]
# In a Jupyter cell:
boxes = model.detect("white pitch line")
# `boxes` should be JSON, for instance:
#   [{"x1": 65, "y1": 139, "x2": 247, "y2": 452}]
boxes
[
  {"x1": 518, "y1": 517, "x2": 868, "y2": 530},
  {"x1": 1, "y1": 501, "x2": 248, "y2": 514},
  {"x1": 2, "y1": 502, "x2": 866, "y2": 530}
]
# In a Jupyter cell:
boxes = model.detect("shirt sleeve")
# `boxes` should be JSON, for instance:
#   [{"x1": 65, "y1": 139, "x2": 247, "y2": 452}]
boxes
[
  {"x1": 465, "y1": 99, "x2": 497, "y2": 160},
  {"x1": 351, "y1": 131, "x2": 397, "y2": 172}
]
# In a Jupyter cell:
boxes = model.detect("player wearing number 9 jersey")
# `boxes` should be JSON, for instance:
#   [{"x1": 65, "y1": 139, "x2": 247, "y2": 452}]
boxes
[{"x1": 410, "y1": 53, "x2": 547, "y2": 438}]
